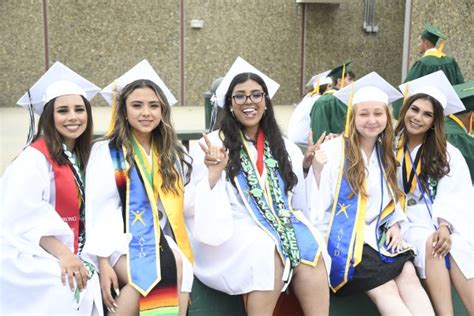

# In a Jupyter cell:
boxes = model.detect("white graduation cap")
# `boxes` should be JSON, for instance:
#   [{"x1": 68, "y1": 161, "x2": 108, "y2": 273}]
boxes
[
  {"x1": 306, "y1": 70, "x2": 332, "y2": 91},
  {"x1": 100, "y1": 59, "x2": 177, "y2": 106},
  {"x1": 334, "y1": 71, "x2": 403, "y2": 106},
  {"x1": 215, "y1": 56, "x2": 280, "y2": 108},
  {"x1": 17, "y1": 61, "x2": 100, "y2": 115},
  {"x1": 398, "y1": 70, "x2": 464, "y2": 116}
]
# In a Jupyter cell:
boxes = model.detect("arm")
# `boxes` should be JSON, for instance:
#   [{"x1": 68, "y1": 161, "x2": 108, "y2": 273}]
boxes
[
  {"x1": 188, "y1": 133, "x2": 234, "y2": 245},
  {"x1": 40, "y1": 236, "x2": 88, "y2": 290}
]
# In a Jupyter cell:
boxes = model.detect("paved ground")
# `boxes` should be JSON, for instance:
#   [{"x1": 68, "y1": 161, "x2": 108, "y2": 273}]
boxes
[{"x1": 0, "y1": 105, "x2": 295, "y2": 175}]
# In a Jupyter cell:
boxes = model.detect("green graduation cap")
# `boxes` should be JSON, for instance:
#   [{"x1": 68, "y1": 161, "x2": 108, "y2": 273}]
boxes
[
  {"x1": 327, "y1": 61, "x2": 352, "y2": 82},
  {"x1": 454, "y1": 81, "x2": 474, "y2": 113},
  {"x1": 420, "y1": 23, "x2": 446, "y2": 46}
]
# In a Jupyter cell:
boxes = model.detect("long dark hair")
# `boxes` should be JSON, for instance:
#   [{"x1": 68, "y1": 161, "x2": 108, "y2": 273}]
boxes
[
  {"x1": 218, "y1": 72, "x2": 297, "y2": 192},
  {"x1": 395, "y1": 93, "x2": 450, "y2": 189},
  {"x1": 33, "y1": 96, "x2": 93, "y2": 168},
  {"x1": 106, "y1": 79, "x2": 192, "y2": 193}
]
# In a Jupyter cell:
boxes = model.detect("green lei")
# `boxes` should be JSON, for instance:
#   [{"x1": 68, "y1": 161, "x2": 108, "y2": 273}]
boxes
[{"x1": 239, "y1": 138, "x2": 301, "y2": 267}]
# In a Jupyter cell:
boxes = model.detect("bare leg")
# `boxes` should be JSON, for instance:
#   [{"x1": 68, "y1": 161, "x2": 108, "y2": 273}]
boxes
[
  {"x1": 366, "y1": 280, "x2": 411, "y2": 316},
  {"x1": 394, "y1": 261, "x2": 434, "y2": 315},
  {"x1": 246, "y1": 251, "x2": 284, "y2": 316},
  {"x1": 170, "y1": 248, "x2": 189, "y2": 316},
  {"x1": 424, "y1": 234, "x2": 454, "y2": 316},
  {"x1": 113, "y1": 256, "x2": 140, "y2": 315},
  {"x1": 449, "y1": 256, "x2": 474, "y2": 315},
  {"x1": 291, "y1": 257, "x2": 329, "y2": 316}
]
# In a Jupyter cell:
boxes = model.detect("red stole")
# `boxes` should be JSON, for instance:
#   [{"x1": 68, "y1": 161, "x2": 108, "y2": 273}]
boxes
[{"x1": 31, "y1": 138, "x2": 80, "y2": 254}]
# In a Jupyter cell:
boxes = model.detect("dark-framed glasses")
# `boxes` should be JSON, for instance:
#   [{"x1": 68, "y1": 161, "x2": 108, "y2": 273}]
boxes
[{"x1": 231, "y1": 92, "x2": 265, "y2": 105}]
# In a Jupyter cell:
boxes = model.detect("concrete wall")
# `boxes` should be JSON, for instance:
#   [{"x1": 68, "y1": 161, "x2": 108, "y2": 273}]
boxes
[
  {"x1": 408, "y1": 0, "x2": 473, "y2": 80},
  {"x1": 304, "y1": 0, "x2": 406, "y2": 87},
  {"x1": 3, "y1": 0, "x2": 470, "y2": 112}
]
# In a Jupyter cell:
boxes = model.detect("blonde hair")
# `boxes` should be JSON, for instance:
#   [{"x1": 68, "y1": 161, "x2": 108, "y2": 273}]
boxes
[{"x1": 345, "y1": 105, "x2": 402, "y2": 198}]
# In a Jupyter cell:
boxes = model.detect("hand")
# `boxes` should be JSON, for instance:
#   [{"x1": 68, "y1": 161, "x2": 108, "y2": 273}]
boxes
[
  {"x1": 98, "y1": 259, "x2": 119, "y2": 313},
  {"x1": 432, "y1": 226, "x2": 451, "y2": 259},
  {"x1": 303, "y1": 131, "x2": 327, "y2": 170},
  {"x1": 311, "y1": 134, "x2": 328, "y2": 174},
  {"x1": 385, "y1": 224, "x2": 404, "y2": 252},
  {"x1": 199, "y1": 133, "x2": 229, "y2": 188},
  {"x1": 58, "y1": 252, "x2": 89, "y2": 291}
]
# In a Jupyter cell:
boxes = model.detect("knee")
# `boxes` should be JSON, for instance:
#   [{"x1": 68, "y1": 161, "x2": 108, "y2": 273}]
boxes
[
  {"x1": 425, "y1": 234, "x2": 435, "y2": 253},
  {"x1": 399, "y1": 262, "x2": 421, "y2": 286}
]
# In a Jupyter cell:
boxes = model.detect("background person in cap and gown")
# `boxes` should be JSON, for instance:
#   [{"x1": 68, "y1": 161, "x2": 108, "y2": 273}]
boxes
[
  {"x1": 82, "y1": 60, "x2": 194, "y2": 315},
  {"x1": 185, "y1": 57, "x2": 330, "y2": 315},
  {"x1": 445, "y1": 81, "x2": 474, "y2": 184},
  {"x1": 309, "y1": 62, "x2": 356, "y2": 143},
  {"x1": 0, "y1": 62, "x2": 103, "y2": 315},
  {"x1": 287, "y1": 70, "x2": 332, "y2": 145},
  {"x1": 392, "y1": 23, "x2": 465, "y2": 119},
  {"x1": 306, "y1": 72, "x2": 434, "y2": 315},
  {"x1": 395, "y1": 71, "x2": 473, "y2": 315}
]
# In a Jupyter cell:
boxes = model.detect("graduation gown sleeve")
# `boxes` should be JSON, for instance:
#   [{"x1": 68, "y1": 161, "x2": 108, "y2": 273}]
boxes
[{"x1": 309, "y1": 94, "x2": 347, "y2": 143}]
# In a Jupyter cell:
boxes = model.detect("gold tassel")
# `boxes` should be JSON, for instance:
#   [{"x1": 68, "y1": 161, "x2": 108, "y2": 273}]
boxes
[
  {"x1": 343, "y1": 83, "x2": 354, "y2": 138},
  {"x1": 340, "y1": 64, "x2": 346, "y2": 89},
  {"x1": 310, "y1": 78, "x2": 321, "y2": 96},
  {"x1": 436, "y1": 39, "x2": 446, "y2": 55},
  {"x1": 105, "y1": 81, "x2": 118, "y2": 137}
]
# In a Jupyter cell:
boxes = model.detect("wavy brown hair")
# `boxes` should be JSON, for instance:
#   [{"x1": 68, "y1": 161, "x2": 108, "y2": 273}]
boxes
[
  {"x1": 345, "y1": 104, "x2": 402, "y2": 198},
  {"x1": 218, "y1": 72, "x2": 297, "y2": 192},
  {"x1": 33, "y1": 96, "x2": 93, "y2": 168},
  {"x1": 106, "y1": 79, "x2": 191, "y2": 194},
  {"x1": 394, "y1": 93, "x2": 449, "y2": 191}
]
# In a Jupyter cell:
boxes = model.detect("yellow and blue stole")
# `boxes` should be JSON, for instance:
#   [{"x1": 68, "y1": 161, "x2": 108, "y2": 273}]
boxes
[
  {"x1": 234, "y1": 132, "x2": 322, "y2": 285},
  {"x1": 328, "y1": 138, "x2": 409, "y2": 292},
  {"x1": 109, "y1": 137, "x2": 193, "y2": 315}
]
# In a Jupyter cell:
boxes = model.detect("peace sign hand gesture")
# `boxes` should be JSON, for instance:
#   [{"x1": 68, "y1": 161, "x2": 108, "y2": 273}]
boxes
[{"x1": 199, "y1": 133, "x2": 229, "y2": 188}]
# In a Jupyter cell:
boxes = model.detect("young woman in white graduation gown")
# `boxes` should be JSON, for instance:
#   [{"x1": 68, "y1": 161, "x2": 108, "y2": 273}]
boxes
[
  {"x1": 185, "y1": 57, "x2": 330, "y2": 316},
  {"x1": 83, "y1": 60, "x2": 194, "y2": 316},
  {"x1": 395, "y1": 71, "x2": 474, "y2": 315},
  {"x1": 0, "y1": 62, "x2": 103, "y2": 315},
  {"x1": 306, "y1": 72, "x2": 434, "y2": 315}
]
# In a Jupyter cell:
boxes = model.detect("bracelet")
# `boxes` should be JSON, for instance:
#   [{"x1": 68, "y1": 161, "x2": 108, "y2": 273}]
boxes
[{"x1": 439, "y1": 222, "x2": 453, "y2": 234}]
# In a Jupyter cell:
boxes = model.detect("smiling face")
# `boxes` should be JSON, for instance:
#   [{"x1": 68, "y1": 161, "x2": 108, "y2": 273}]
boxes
[
  {"x1": 53, "y1": 94, "x2": 88, "y2": 149},
  {"x1": 404, "y1": 98, "x2": 434, "y2": 139},
  {"x1": 354, "y1": 101, "x2": 388, "y2": 141},
  {"x1": 125, "y1": 87, "x2": 162, "y2": 140},
  {"x1": 230, "y1": 79, "x2": 266, "y2": 137}
]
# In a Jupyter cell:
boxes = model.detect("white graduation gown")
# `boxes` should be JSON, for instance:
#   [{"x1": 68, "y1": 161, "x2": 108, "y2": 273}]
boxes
[
  {"x1": 307, "y1": 137, "x2": 409, "y2": 252},
  {"x1": 83, "y1": 140, "x2": 193, "y2": 292},
  {"x1": 398, "y1": 143, "x2": 474, "y2": 279},
  {"x1": 185, "y1": 130, "x2": 329, "y2": 295},
  {"x1": 287, "y1": 93, "x2": 321, "y2": 144},
  {"x1": 0, "y1": 147, "x2": 103, "y2": 316}
]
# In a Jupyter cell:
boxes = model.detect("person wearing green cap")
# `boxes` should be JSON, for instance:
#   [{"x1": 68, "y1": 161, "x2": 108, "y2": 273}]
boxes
[
  {"x1": 445, "y1": 81, "x2": 474, "y2": 184},
  {"x1": 309, "y1": 62, "x2": 355, "y2": 143},
  {"x1": 393, "y1": 23, "x2": 465, "y2": 119}
]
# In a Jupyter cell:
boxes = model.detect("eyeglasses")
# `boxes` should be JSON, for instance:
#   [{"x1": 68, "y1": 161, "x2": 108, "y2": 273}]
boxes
[{"x1": 231, "y1": 92, "x2": 265, "y2": 105}]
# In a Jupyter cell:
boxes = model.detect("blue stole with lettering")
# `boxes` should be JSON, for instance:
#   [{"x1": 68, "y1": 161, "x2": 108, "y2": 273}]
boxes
[
  {"x1": 109, "y1": 145, "x2": 162, "y2": 296},
  {"x1": 234, "y1": 136, "x2": 322, "y2": 268},
  {"x1": 328, "y1": 139, "x2": 408, "y2": 292}
]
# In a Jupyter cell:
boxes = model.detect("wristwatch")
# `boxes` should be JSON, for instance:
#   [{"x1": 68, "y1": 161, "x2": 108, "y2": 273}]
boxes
[{"x1": 439, "y1": 222, "x2": 453, "y2": 234}]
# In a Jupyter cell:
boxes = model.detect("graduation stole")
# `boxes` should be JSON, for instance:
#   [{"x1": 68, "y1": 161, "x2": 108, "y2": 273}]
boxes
[
  {"x1": 424, "y1": 46, "x2": 446, "y2": 58},
  {"x1": 328, "y1": 138, "x2": 406, "y2": 292},
  {"x1": 30, "y1": 138, "x2": 81, "y2": 254},
  {"x1": 449, "y1": 114, "x2": 468, "y2": 133},
  {"x1": 234, "y1": 131, "x2": 322, "y2": 273},
  {"x1": 323, "y1": 89, "x2": 337, "y2": 95},
  {"x1": 395, "y1": 135, "x2": 422, "y2": 207},
  {"x1": 109, "y1": 137, "x2": 192, "y2": 315}
]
